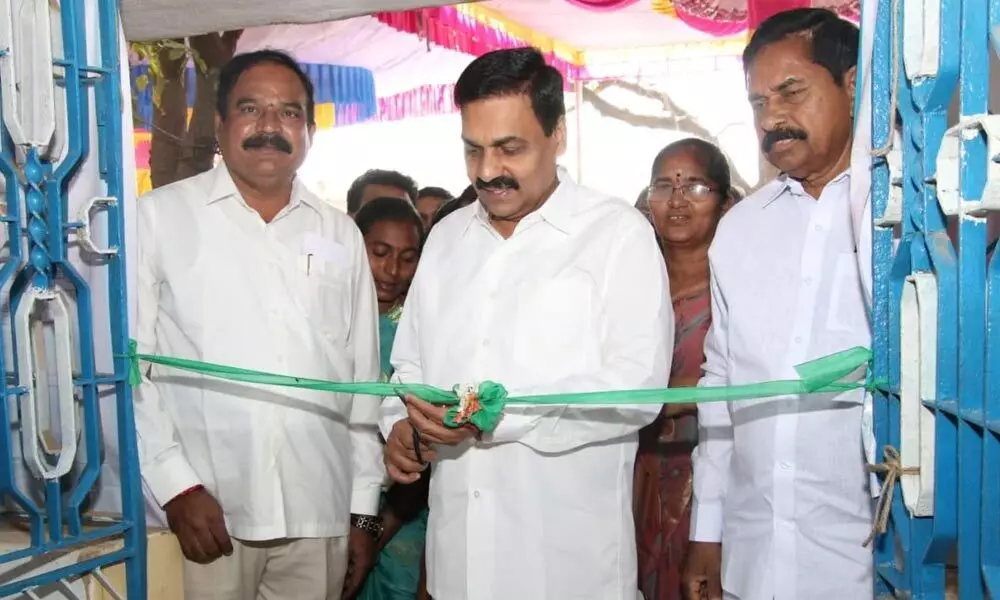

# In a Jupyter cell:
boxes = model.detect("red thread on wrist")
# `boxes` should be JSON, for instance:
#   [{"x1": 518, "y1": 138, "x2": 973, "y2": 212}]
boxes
[
  {"x1": 176, "y1": 485, "x2": 204, "y2": 498},
  {"x1": 163, "y1": 485, "x2": 204, "y2": 510}
]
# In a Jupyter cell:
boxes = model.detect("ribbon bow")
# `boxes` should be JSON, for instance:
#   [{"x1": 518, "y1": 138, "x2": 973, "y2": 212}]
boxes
[{"x1": 444, "y1": 382, "x2": 508, "y2": 433}]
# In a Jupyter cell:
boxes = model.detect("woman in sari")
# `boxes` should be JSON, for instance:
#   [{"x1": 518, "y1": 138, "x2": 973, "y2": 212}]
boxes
[
  {"x1": 634, "y1": 138, "x2": 735, "y2": 600},
  {"x1": 353, "y1": 197, "x2": 431, "y2": 600}
]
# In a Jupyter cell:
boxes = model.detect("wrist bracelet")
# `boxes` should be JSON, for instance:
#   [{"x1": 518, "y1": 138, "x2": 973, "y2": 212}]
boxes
[{"x1": 351, "y1": 513, "x2": 384, "y2": 539}]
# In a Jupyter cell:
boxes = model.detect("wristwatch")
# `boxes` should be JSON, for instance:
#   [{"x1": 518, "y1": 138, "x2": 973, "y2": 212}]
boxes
[{"x1": 351, "y1": 513, "x2": 384, "y2": 540}]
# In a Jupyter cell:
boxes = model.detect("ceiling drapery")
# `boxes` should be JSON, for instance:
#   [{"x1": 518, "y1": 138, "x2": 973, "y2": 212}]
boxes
[
  {"x1": 656, "y1": 0, "x2": 861, "y2": 36},
  {"x1": 564, "y1": 0, "x2": 641, "y2": 11}
]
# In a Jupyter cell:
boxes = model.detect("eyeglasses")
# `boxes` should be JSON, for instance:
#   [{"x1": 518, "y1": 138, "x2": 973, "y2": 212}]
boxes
[{"x1": 646, "y1": 181, "x2": 716, "y2": 202}]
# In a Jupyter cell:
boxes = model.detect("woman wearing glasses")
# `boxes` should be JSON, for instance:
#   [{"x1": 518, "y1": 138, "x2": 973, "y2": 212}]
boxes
[{"x1": 633, "y1": 138, "x2": 737, "y2": 600}]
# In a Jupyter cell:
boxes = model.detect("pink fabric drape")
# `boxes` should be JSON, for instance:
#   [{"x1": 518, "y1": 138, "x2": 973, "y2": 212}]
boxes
[
  {"x1": 375, "y1": 7, "x2": 585, "y2": 86},
  {"x1": 671, "y1": 0, "x2": 860, "y2": 36},
  {"x1": 672, "y1": 0, "x2": 750, "y2": 36},
  {"x1": 565, "y1": 0, "x2": 641, "y2": 12},
  {"x1": 748, "y1": 0, "x2": 809, "y2": 27}
]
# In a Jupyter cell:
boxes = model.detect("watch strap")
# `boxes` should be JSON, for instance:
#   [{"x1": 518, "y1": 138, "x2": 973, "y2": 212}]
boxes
[{"x1": 351, "y1": 513, "x2": 383, "y2": 539}]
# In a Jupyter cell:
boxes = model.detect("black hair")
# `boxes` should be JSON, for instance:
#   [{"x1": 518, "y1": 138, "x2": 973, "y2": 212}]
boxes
[
  {"x1": 430, "y1": 194, "x2": 478, "y2": 229},
  {"x1": 743, "y1": 8, "x2": 859, "y2": 86},
  {"x1": 636, "y1": 187, "x2": 650, "y2": 210},
  {"x1": 650, "y1": 138, "x2": 733, "y2": 201},
  {"x1": 217, "y1": 50, "x2": 315, "y2": 125},
  {"x1": 346, "y1": 169, "x2": 419, "y2": 214},
  {"x1": 353, "y1": 196, "x2": 425, "y2": 243},
  {"x1": 454, "y1": 47, "x2": 565, "y2": 136},
  {"x1": 456, "y1": 184, "x2": 478, "y2": 204},
  {"x1": 417, "y1": 186, "x2": 454, "y2": 201}
]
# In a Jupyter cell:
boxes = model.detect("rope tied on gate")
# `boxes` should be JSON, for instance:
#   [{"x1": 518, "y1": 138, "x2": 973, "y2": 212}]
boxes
[{"x1": 863, "y1": 445, "x2": 919, "y2": 547}]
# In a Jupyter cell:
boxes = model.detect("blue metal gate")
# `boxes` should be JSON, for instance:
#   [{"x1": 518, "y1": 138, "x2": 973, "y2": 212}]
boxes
[
  {"x1": 870, "y1": 0, "x2": 995, "y2": 598},
  {"x1": 0, "y1": 0, "x2": 146, "y2": 596}
]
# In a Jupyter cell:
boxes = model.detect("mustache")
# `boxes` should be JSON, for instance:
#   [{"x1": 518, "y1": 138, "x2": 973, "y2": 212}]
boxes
[
  {"x1": 475, "y1": 176, "x2": 520, "y2": 192},
  {"x1": 242, "y1": 133, "x2": 293, "y2": 154},
  {"x1": 761, "y1": 128, "x2": 807, "y2": 153}
]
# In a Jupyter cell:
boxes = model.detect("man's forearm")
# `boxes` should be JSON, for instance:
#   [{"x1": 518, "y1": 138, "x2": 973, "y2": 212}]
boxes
[{"x1": 375, "y1": 508, "x2": 404, "y2": 553}]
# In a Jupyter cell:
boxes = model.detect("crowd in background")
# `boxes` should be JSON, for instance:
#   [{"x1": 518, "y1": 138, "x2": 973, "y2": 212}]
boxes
[{"x1": 135, "y1": 6, "x2": 872, "y2": 600}]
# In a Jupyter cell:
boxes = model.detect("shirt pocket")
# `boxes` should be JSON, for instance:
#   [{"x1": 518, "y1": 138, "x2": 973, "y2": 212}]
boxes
[
  {"x1": 160, "y1": 249, "x2": 208, "y2": 344},
  {"x1": 511, "y1": 270, "x2": 596, "y2": 383},
  {"x1": 826, "y1": 252, "x2": 867, "y2": 334},
  {"x1": 293, "y1": 259, "x2": 352, "y2": 348}
]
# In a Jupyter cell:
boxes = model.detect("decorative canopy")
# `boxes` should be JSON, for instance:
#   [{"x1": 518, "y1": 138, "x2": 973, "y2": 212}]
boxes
[
  {"x1": 478, "y1": 0, "x2": 859, "y2": 49},
  {"x1": 665, "y1": 0, "x2": 860, "y2": 36},
  {"x1": 130, "y1": 0, "x2": 863, "y2": 130},
  {"x1": 228, "y1": 0, "x2": 861, "y2": 125},
  {"x1": 565, "y1": 0, "x2": 641, "y2": 11},
  {"x1": 120, "y1": 0, "x2": 465, "y2": 41}
]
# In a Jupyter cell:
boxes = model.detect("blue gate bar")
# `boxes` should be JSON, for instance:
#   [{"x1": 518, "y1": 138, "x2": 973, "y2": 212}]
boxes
[
  {"x1": 955, "y1": 1, "x2": 989, "y2": 598},
  {"x1": 0, "y1": 0, "x2": 146, "y2": 596},
  {"x1": 869, "y1": 0, "x2": 897, "y2": 596},
  {"x1": 871, "y1": 0, "x2": 997, "y2": 598},
  {"x1": 982, "y1": 4, "x2": 1000, "y2": 594}
]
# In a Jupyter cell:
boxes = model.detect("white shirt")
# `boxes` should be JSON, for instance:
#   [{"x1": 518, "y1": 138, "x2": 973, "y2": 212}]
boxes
[
  {"x1": 381, "y1": 171, "x2": 673, "y2": 600},
  {"x1": 691, "y1": 173, "x2": 873, "y2": 600},
  {"x1": 135, "y1": 165, "x2": 383, "y2": 541}
]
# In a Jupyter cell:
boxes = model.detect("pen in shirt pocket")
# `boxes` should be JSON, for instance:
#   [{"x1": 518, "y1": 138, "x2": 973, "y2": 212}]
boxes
[{"x1": 298, "y1": 253, "x2": 314, "y2": 276}]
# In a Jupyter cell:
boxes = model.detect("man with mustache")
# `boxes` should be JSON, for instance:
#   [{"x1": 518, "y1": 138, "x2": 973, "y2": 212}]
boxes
[
  {"x1": 134, "y1": 49, "x2": 384, "y2": 599},
  {"x1": 683, "y1": 9, "x2": 872, "y2": 600},
  {"x1": 380, "y1": 47, "x2": 673, "y2": 600}
]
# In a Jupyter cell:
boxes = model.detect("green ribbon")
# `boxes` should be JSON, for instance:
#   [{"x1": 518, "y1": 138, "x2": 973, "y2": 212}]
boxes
[
  {"x1": 127, "y1": 340, "x2": 143, "y2": 387},
  {"x1": 126, "y1": 342, "x2": 873, "y2": 433}
]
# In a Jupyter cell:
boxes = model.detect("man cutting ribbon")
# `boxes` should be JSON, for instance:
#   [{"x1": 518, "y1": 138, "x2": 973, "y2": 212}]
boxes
[{"x1": 380, "y1": 47, "x2": 674, "y2": 600}]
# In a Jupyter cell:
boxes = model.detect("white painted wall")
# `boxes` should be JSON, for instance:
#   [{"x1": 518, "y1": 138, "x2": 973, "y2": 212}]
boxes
[{"x1": 1, "y1": 0, "x2": 139, "y2": 531}]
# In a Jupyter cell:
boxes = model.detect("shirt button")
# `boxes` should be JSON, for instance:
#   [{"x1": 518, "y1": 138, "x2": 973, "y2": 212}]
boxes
[
  {"x1": 482, "y1": 339, "x2": 490, "y2": 347},
  {"x1": 804, "y1": 276, "x2": 813, "y2": 285},
  {"x1": 779, "y1": 461, "x2": 792, "y2": 470},
  {"x1": 814, "y1": 224, "x2": 823, "y2": 232},
  {"x1": 473, "y1": 490, "x2": 481, "y2": 498},
  {"x1": 794, "y1": 336, "x2": 803, "y2": 344}
]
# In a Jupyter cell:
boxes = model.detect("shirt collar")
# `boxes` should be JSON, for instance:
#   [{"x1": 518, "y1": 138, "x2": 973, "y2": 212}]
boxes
[
  {"x1": 762, "y1": 169, "x2": 850, "y2": 207},
  {"x1": 462, "y1": 166, "x2": 577, "y2": 235},
  {"x1": 205, "y1": 162, "x2": 315, "y2": 211}
]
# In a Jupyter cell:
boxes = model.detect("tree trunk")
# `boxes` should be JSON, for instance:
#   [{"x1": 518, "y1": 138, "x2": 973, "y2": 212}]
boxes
[
  {"x1": 175, "y1": 31, "x2": 242, "y2": 181},
  {"x1": 148, "y1": 31, "x2": 243, "y2": 188},
  {"x1": 148, "y1": 40, "x2": 186, "y2": 190}
]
